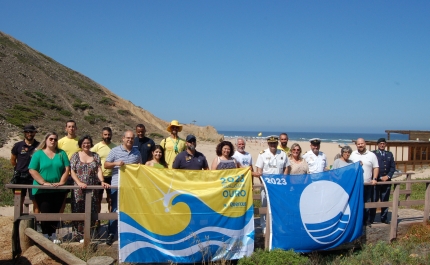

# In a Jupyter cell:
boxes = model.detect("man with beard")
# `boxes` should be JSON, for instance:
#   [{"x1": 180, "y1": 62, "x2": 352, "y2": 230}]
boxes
[
  {"x1": 172, "y1": 135, "x2": 208, "y2": 170},
  {"x1": 91, "y1": 127, "x2": 116, "y2": 214},
  {"x1": 10, "y1": 124, "x2": 40, "y2": 213},
  {"x1": 104, "y1": 130, "x2": 141, "y2": 245},
  {"x1": 133, "y1": 124, "x2": 155, "y2": 164},
  {"x1": 277, "y1": 133, "x2": 290, "y2": 153},
  {"x1": 350, "y1": 138, "x2": 379, "y2": 226},
  {"x1": 160, "y1": 120, "x2": 186, "y2": 168},
  {"x1": 255, "y1": 135, "x2": 290, "y2": 233}
]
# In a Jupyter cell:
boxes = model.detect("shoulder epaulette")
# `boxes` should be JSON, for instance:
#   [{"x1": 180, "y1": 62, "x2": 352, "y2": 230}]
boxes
[{"x1": 260, "y1": 150, "x2": 265, "y2": 154}]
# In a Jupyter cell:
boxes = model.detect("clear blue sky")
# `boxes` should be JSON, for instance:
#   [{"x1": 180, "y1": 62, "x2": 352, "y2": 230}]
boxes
[{"x1": 1, "y1": 1, "x2": 429, "y2": 133}]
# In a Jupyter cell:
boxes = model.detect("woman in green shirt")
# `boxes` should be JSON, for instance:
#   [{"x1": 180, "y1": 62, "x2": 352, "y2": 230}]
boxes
[
  {"x1": 29, "y1": 132, "x2": 70, "y2": 243},
  {"x1": 145, "y1": 145, "x2": 168, "y2": 168}
]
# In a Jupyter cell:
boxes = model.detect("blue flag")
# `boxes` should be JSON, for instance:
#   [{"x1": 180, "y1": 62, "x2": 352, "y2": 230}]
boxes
[{"x1": 262, "y1": 162, "x2": 364, "y2": 251}]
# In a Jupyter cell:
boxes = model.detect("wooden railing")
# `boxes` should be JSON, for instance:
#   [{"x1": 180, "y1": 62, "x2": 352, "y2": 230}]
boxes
[
  {"x1": 7, "y1": 173, "x2": 430, "y2": 249},
  {"x1": 6, "y1": 184, "x2": 116, "y2": 246}
]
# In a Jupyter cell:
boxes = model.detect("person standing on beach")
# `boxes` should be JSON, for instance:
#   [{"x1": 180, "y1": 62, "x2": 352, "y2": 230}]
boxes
[
  {"x1": 232, "y1": 138, "x2": 253, "y2": 169},
  {"x1": 10, "y1": 124, "x2": 40, "y2": 214},
  {"x1": 58, "y1": 120, "x2": 80, "y2": 213},
  {"x1": 133, "y1": 123, "x2": 155, "y2": 164},
  {"x1": 104, "y1": 130, "x2": 142, "y2": 245},
  {"x1": 371, "y1": 138, "x2": 395, "y2": 224},
  {"x1": 160, "y1": 120, "x2": 186, "y2": 168},
  {"x1": 91, "y1": 127, "x2": 116, "y2": 214},
  {"x1": 277, "y1": 133, "x2": 290, "y2": 153},
  {"x1": 255, "y1": 135, "x2": 290, "y2": 233},
  {"x1": 303, "y1": 138, "x2": 327, "y2": 174},
  {"x1": 350, "y1": 138, "x2": 379, "y2": 226},
  {"x1": 172, "y1": 135, "x2": 209, "y2": 170}
]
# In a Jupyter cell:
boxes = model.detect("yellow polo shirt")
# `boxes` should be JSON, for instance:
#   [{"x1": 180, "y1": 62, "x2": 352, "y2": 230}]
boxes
[
  {"x1": 91, "y1": 141, "x2": 117, "y2": 177},
  {"x1": 58, "y1": 136, "x2": 80, "y2": 159}
]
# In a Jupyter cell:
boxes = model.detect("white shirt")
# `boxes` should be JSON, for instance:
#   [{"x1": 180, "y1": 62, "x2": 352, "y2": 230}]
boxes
[
  {"x1": 350, "y1": 150, "x2": 379, "y2": 183},
  {"x1": 232, "y1": 151, "x2": 253, "y2": 168},
  {"x1": 302, "y1": 150, "x2": 327, "y2": 174},
  {"x1": 255, "y1": 148, "x2": 290, "y2": 174}
]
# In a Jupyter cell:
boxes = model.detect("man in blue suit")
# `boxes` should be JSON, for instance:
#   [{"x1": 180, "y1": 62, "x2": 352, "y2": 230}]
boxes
[{"x1": 371, "y1": 138, "x2": 396, "y2": 224}]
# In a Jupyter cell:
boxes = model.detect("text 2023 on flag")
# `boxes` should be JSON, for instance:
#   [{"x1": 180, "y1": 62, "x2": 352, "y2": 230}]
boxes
[
  {"x1": 118, "y1": 165, "x2": 254, "y2": 263},
  {"x1": 263, "y1": 162, "x2": 364, "y2": 252}
]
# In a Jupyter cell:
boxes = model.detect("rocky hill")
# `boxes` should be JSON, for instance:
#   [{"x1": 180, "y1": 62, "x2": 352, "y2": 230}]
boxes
[{"x1": 0, "y1": 31, "x2": 222, "y2": 146}]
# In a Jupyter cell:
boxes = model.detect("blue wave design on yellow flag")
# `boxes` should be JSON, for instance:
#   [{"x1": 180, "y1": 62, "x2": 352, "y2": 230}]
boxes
[{"x1": 118, "y1": 165, "x2": 254, "y2": 263}]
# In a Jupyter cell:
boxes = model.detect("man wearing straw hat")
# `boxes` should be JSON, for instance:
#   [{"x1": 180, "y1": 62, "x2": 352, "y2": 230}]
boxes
[{"x1": 160, "y1": 120, "x2": 186, "y2": 168}]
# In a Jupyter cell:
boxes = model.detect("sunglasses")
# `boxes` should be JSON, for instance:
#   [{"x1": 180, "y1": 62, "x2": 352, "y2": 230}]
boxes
[
  {"x1": 292, "y1": 148, "x2": 300, "y2": 151},
  {"x1": 48, "y1": 138, "x2": 58, "y2": 142}
]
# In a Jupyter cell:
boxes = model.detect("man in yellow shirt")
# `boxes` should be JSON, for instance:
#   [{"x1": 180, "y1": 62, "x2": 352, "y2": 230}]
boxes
[
  {"x1": 277, "y1": 133, "x2": 290, "y2": 154},
  {"x1": 58, "y1": 120, "x2": 80, "y2": 159},
  {"x1": 91, "y1": 127, "x2": 116, "y2": 212},
  {"x1": 57, "y1": 120, "x2": 80, "y2": 213},
  {"x1": 160, "y1": 120, "x2": 186, "y2": 168}
]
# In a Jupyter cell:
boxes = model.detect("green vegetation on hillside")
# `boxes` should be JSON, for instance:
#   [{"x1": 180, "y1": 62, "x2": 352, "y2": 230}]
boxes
[
  {"x1": 0, "y1": 157, "x2": 14, "y2": 206},
  {"x1": 5, "y1": 105, "x2": 44, "y2": 127}
]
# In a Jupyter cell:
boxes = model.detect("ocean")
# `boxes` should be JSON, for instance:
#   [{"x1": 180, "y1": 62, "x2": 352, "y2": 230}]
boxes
[{"x1": 218, "y1": 131, "x2": 408, "y2": 144}]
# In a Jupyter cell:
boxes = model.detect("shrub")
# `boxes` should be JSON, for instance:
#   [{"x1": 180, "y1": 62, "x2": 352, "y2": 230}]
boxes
[
  {"x1": 5, "y1": 105, "x2": 44, "y2": 127},
  {"x1": 0, "y1": 157, "x2": 15, "y2": 206},
  {"x1": 84, "y1": 114, "x2": 107, "y2": 124},
  {"x1": 238, "y1": 249, "x2": 309, "y2": 265},
  {"x1": 117, "y1": 109, "x2": 130, "y2": 116},
  {"x1": 99, "y1": 97, "x2": 115, "y2": 106},
  {"x1": 73, "y1": 102, "x2": 92, "y2": 110},
  {"x1": 59, "y1": 109, "x2": 72, "y2": 117}
]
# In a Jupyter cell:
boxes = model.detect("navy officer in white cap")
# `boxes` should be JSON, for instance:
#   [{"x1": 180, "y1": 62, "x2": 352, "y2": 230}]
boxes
[
  {"x1": 255, "y1": 135, "x2": 290, "y2": 233},
  {"x1": 302, "y1": 138, "x2": 327, "y2": 175}
]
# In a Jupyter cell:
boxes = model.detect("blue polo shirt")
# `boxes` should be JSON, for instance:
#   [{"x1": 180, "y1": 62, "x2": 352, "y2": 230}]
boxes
[
  {"x1": 172, "y1": 150, "x2": 208, "y2": 170},
  {"x1": 106, "y1": 145, "x2": 142, "y2": 187}
]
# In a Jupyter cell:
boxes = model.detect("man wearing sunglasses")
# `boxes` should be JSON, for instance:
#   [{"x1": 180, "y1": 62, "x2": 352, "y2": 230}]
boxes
[
  {"x1": 10, "y1": 124, "x2": 40, "y2": 213},
  {"x1": 160, "y1": 120, "x2": 186, "y2": 168}
]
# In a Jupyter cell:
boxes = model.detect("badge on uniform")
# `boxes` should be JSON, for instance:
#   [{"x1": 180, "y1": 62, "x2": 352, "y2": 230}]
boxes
[
  {"x1": 147, "y1": 144, "x2": 151, "y2": 147},
  {"x1": 186, "y1": 156, "x2": 191, "y2": 162}
]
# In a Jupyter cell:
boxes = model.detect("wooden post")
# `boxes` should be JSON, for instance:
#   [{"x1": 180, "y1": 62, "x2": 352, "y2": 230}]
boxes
[
  {"x1": 424, "y1": 183, "x2": 430, "y2": 223},
  {"x1": 84, "y1": 190, "x2": 93, "y2": 246},
  {"x1": 390, "y1": 183, "x2": 400, "y2": 241},
  {"x1": 14, "y1": 189, "x2": 23, "y2": 221},
  {"x1": 405, "y1": 173, "x2": 412, "y2": 207},
  {"x1": 265, "y1": 211, "x2": 271, "y2": 250},
  {"x1": 24, "y1": 228, "x2": 86, "y2": 265},
  {"x1": 19, "y1": 218, "x2": 34, "y2": 253}
]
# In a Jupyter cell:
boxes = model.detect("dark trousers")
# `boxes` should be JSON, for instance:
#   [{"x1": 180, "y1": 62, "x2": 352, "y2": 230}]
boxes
[
  {"x1": 108, "y1": 191, "x2": 118, "y2": 236},
  {"x1": 363, "y1": 186, "x2": 373, "y2": 223},
  {"x1": 370, "y1": 182, "x2": 391, "y2": 222},
  {"x1": 35, "y1": 192, "x2": 66, "y2": 236}
]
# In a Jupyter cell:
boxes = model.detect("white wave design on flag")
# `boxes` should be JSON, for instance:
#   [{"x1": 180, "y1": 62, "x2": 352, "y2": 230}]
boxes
[{"x1": 119, "y1": 217, "x2": 254, "y2": 260}]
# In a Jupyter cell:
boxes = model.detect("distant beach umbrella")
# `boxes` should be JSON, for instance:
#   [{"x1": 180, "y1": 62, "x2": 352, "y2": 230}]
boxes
[{"x1": 258, "y1": 132, "x2": 262, "y2": 137}]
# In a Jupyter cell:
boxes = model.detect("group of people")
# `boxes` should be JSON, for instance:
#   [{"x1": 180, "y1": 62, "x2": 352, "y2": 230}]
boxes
[{"x1": 10, "y1": 119, "x2": 395, "y2": 245}]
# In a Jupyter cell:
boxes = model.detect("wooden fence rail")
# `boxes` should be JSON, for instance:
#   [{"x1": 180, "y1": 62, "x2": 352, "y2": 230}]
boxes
[{"x1": 7, "y1": 175, "x2": 430, "y2": 249}]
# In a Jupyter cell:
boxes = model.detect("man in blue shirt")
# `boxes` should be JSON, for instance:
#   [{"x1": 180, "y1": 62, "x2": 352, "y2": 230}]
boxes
[
  {"x1": 371, "y1": 138, "x2": 396, "y2": 224},
  {"x1": 133, "y1": 124, "x2": 155, "y2": 164},
  {"x1": 105, "y1": 130, "x2": 142, "y2": 245}
]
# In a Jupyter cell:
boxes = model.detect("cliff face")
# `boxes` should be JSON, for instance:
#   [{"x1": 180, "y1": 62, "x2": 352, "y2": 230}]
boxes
[{"x1": 0, "y1": 31, "x2": 221, "y2": 146}]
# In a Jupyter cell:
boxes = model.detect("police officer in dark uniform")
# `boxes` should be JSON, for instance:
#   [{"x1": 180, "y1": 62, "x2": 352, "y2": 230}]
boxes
[{"x1": 371, "y1": 138, "x2": 396, "y2": 224}]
